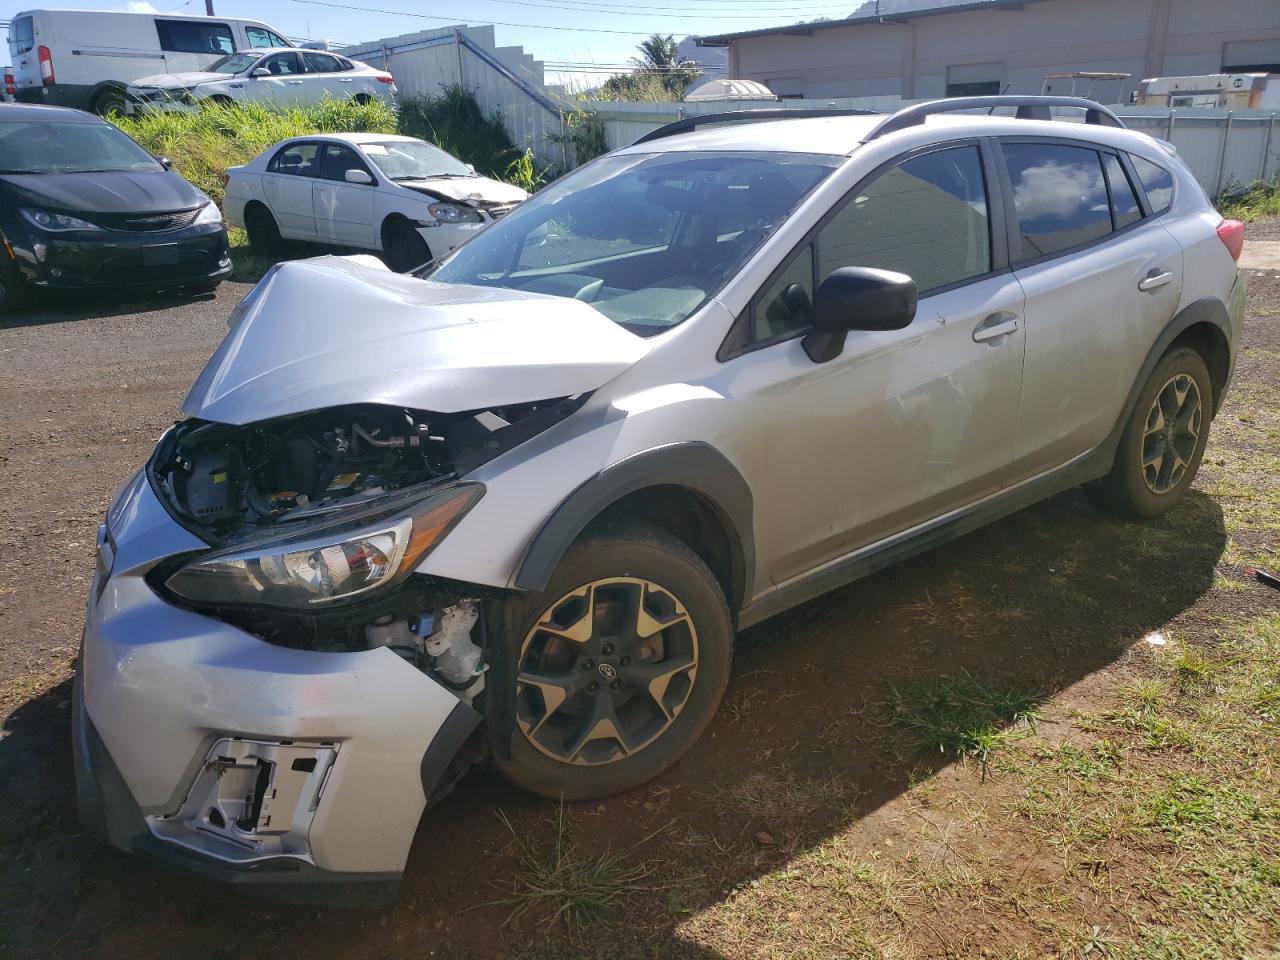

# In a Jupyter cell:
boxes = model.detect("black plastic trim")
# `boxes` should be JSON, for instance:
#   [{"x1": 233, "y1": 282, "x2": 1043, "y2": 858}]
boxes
[
  {"x1": 512, "y1": 441, "x2": 755, "y2": 606},
  {"x1": 861, "y1": 96, "x2": 1125, "y2": 142},
  {"x1": 419, "y1": 698, "x2": 482, "y2": 800},
  {"x1": 633, "y1": 108, "x2": 879, "y2": 145}
]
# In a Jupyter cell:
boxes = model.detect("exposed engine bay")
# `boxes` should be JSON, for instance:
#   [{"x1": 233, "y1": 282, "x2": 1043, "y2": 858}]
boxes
[{"x1": 145, "y1": 398, "x2": 581, "y2": 706}]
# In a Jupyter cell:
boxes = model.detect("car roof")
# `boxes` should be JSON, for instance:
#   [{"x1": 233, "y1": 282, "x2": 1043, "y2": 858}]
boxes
[
  {"x1": 0, "y1": 102, "x2": 101, "y2": 123},
  {"x1": 613, "y1": 112, "x2": 1158, "y2": 158},
  {"x1": 300, "y1": 133, "x2": 421, "y2": 145}
]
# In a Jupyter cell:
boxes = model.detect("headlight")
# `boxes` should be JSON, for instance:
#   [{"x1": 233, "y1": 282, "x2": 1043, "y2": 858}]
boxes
[
  {"x1": 20, "y1": 208, "x2": 100, "y2": 232},
  {"x1": 194, "y1": 201, "x2": 223, "y2": 225},
  {"x1": 165, "y1": 483, "x2": 483, "y2": 609},
  {"x1": 427, "y1": 202, "x2": 483, "y2": 224}
]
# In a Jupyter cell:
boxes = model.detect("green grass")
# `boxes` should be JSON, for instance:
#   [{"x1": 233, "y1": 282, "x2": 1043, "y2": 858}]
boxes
[
  {"x1": 1217, "y1": 177, "x2": 1280, "y2": 221},
  {"x1": 882, "y1": 672, "x2": 1040, "y2": 770},
  {"x1": 111, "y1": 98, "x2": 397, "y2": 205},
  {"x1": 489, "y1": 805, "x2": 657, "y2": 932}
]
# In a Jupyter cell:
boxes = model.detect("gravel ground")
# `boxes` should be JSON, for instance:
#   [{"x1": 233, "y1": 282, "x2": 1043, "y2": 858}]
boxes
[{"x1": 0, "y1": 282, "x2": 253, "y2": 689}]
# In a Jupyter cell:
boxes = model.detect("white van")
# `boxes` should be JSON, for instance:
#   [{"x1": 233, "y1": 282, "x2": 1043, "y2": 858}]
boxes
[{"x1": 7, "y1": 10, "x2": 294, "y2": 114}]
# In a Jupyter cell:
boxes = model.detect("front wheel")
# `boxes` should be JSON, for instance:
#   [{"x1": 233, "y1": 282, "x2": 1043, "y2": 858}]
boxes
[
  {"x1": 0, "y1": 252, "x2": 34, "y2": 314},
  {"x1": 380, "y1": 218, "x2": 431, "y2": 273},
  {"x1": 1097, "y1": 346, "x2": 1213, "y2": 518},
  {"x1": 492, "y1": 520, "x2": 732, "y2": 800}
]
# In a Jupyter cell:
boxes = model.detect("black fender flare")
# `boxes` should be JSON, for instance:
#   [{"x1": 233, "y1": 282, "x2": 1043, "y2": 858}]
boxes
[
  {"x1": 1095, "y1": 294, "x2": 1235, "y2": 474},
  {"x1": 511, "y1": 441, "x2": 756, "y2": 607}
]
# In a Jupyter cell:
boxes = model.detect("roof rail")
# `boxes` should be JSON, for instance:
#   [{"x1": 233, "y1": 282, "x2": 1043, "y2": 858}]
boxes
[
  {"x1": 861, "y1": 95, "x2": 1125, "y2": 142},
  {"x1": 632, "y1": 108, "x2": 879, "y2": 145}
]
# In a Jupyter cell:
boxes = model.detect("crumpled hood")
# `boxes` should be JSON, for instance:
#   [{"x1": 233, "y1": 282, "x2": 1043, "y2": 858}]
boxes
[
  {"x1": 399, "y1": 176, "x2": 527, "y2": 205},
  {"x1": 129, "y1": 71, "x2": 223, "y2": 89},
  {"x1": 1, "y1": 170, "x2": 206, "y2": 214},
  {"x1": 183, "y1": 255, "x2": 648, "y2": 425}
]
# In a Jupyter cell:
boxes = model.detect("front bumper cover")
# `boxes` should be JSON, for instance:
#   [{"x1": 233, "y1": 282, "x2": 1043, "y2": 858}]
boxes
[{"x1": 78, "y1": 475, "x2": 481, "y2": 897}]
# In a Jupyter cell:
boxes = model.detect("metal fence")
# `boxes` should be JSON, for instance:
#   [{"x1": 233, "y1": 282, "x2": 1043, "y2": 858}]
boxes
[{"x1": 581, "y1": 98, "x2": 1280, "y2": 198}]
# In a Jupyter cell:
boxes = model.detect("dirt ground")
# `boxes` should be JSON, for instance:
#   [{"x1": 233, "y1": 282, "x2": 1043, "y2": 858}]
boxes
[{"x1": 1, "y1": 234, "x2": 1277, "y2": 960}]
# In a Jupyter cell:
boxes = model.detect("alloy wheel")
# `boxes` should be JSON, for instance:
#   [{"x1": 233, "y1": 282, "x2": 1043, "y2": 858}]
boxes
[
  {"x1": 1141, "y1": 372, "x2": 1202, "y2": 494},
  {"x1": 516, "y1": 577, "x2": 699, "y2": 766}
]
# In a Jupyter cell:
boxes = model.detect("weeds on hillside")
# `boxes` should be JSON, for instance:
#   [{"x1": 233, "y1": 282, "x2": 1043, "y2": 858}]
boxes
[
  {"x1": 111, "y1": 98, "x2": 397, "y2": 203},
  {"x1": 398, "y1": 85, "x2": 522, "y2": 179},
  {"x1": 1217, "y1": 177, "x2": 1280, "y2": 221}
]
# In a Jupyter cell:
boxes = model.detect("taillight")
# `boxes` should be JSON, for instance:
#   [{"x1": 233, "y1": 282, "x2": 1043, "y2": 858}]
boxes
[
  {"x1": 38, "y1": 46, "x2": 55, "y2": 86},
  {"x1": 3, "y1": 67, "x2": 14, "y2": 96},
  {"x1": 1216, "y1": 218, "x2": 1244, "y2": 262},
  {"x1": 376, "y1": 74, "x2": 394, "y2": 85}
]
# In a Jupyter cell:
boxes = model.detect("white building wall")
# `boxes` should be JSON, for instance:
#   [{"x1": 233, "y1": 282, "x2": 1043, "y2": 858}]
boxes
[{"x1": 727, "y1": 0, "x2": 1280, "y2": 103}]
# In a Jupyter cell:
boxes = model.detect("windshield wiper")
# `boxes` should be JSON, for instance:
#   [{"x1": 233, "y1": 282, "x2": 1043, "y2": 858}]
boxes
[{"x1": 0, "y1": 169, "x2": 48, "y2": 175}]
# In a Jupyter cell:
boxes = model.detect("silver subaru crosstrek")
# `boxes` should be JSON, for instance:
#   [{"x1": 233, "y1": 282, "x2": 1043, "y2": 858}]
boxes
[{"x1": 77, "y1": 97, "x2": 1245, "y2": 897}]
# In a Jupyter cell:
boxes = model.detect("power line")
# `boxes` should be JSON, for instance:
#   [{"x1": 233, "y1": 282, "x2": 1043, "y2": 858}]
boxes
[{"x1": 279, "y1": 0, "x2": 818, "y2": 34}]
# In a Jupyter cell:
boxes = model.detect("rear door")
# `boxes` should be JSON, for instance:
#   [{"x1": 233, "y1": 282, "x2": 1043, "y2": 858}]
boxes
[
  {"x1": 301, "y1": 52, "x2": 352, "y2": 103},
  {"x1": 154, "y1": 18, "x2": 235, "y2": 73},
  {"x1": 312, "y1": 142, "x2": 377, "y2": 247},
  {"x1": 8, "y1": 14, "x2": 38, "y2": 94},
  {"x1": 260, "y1": 141, "x2": 320, "y2": 239},
  {"x1": 999, "y1": 139, "x2": 1183, "y2": 482}
]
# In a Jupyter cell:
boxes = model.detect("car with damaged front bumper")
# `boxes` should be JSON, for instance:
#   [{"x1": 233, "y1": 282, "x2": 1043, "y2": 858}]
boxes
[{"x1": 79, "y1": 102, "x2": 1244, "y2": 897}]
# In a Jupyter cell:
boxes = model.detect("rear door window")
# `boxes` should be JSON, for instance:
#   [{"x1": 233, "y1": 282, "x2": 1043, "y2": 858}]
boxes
[
  {"x1": 1103, "y1": 154, "x2": 1142, "y2": 229},
  {"x1": 302, "y1": 52, "x2": 343, "y2": 73},
  {"x1": 1130, "y1": 155, "x2": 1174, "y2": 214},
  {"x1": 1002, "y1": 142, "x2": 1112, "y2": 261},
  {"x1": 268, "y1": 142, "x2": 320, "y2": 176},
  {"x1": 8, "y1": 16, "x2": 34, "y2": 56},
  {"x1": 155, "y1": 19, "x2": 235, "y2": 55}
]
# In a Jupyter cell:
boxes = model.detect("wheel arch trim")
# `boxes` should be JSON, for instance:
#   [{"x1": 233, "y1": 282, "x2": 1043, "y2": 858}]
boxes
[{"x1": 511, "y1": 441, "x2": 756, "y2": 611}]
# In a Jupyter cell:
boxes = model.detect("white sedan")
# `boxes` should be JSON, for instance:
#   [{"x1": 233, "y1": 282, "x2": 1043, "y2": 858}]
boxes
[
  {"x1": 223, "y1": 133, "x2": 528, "y2": 270},
  {"x1": 127, "y1": 48, "x2": 396, "y2": 113}
]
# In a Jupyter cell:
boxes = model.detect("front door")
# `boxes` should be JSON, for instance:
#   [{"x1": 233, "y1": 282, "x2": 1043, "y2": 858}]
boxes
[
  {"x1": 243, "y1": 51, "x2": 308, "y2": 107},
  {"x1": 260, "y1": 141, "x2": 319, "y2": 240},
  {"x1": 998, "y1": 141, "x2": 1184, "y2": 481},
  {"x1": 735, "y1": 143, "x2": 1027, "y2": 585},
  {"x1": 312, "y1": 143, "x2": 377, "y2": 247}
]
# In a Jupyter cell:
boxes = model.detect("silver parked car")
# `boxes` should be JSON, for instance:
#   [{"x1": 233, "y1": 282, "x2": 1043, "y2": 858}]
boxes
[{"x1": 78, "y1": 97, "x2": 1244, "y2": 897}]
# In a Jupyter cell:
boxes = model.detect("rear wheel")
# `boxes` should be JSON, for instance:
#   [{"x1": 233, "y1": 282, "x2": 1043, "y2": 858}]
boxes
[
  {"x1": 353, "y1": 93, "x2": 372, "y2": 106},
  {"x1": 0, "y1": 252, "x2": 34, "y2": 314},
  {"x1": 91, "y1": 86, "x2": 128, "y2": 117},
  {"x1": 1097, "y1": 346, "x2": 1213, "y2": 517},
  {"x1": 244, "y1": 204, "x2": 282, "y2": 259},
  {"x1": 380, "y1": 218, "x2": 431, "y2": 273},
  {"x1": 492, "y1": 520, "x2": 732, "y2": 801}
]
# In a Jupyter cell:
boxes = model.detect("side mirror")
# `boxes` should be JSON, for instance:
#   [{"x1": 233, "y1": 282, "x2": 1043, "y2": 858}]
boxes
[
  {"x1": 251, "y1": 68, "x2": 270, "y2": 78},
  {"x1": 466, "y1": 163, "x2": 476, "y2": 174},
  {"x1": 344, "y1": 168, "x2": 374, "y2": 185},
  {"x1": 155, "y1": 156, "x2": 173, "y2": 170},
  {"x1": 802, "y1": 266, "x2": 917, "y2": 363}
]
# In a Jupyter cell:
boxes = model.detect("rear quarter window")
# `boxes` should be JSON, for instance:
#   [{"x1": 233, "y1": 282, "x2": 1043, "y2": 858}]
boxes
[
  {"x1": 1130, "y1": 155, "x2": 1174, "y2": 214},
  {"x1": 155, "y1": 19, "x2": 235, "y2": 56}
]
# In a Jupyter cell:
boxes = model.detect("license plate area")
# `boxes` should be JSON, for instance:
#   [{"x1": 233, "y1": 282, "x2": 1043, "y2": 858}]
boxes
[{"x1": 142, "y1": 243, "x2": 180, "y2": 266}]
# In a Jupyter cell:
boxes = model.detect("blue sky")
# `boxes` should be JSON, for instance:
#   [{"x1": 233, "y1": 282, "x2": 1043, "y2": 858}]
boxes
[{"x1": 2, "y1": 0, "x2": 868, "y2": 82}]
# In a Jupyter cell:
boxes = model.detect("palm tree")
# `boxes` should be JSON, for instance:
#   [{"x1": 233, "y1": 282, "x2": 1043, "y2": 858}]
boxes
[{"x1": 629, "y1": 34, "x2": 700, "y2": 95}]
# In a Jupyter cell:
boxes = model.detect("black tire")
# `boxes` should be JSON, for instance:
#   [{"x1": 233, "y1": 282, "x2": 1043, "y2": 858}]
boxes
[
  {"x1": 380, "y1": 218, "x2": 431, "y2": 273},
  {"x1": 1097, "y1": 346, "x2": 1213, "y2": 518},
  {"x1": 353, "y1": 93, "x2": 372, "y2": 106},
  {"x1": 205, "y1": 96, "x2": 234, "y2": 109},
  {"x1": 244, "y1": 204, "x2": 282, "y2": 259},
  {"x1": 0, "y1": 251, "x2": 34, "y2": 314},
  {"x1": 492, "y1": 519, "x2": 732, "y2": 801},
  {"x1": 91, "y1": 87, "x2": 128, "y2": 117}
]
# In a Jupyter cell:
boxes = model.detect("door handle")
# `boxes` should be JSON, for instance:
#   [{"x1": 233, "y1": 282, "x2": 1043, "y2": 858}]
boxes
[
  {"x1": 338, "y1": 77, "x2": 354, "y2": 82},
  {"x1": 287, "y1": 80, "x2": 304, "y2": 85},
  {"x1": 972, "y1": 313, "x2": 1020, "y2": 343},
  {"x1": 1138, "y1": 270, "x2": 1174, "y2": 292}
]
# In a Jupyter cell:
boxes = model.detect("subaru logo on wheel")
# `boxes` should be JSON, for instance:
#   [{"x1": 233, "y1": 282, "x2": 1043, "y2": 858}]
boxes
[{"x1": 597, "y1": 662, "x2": 618, "y2": 681}]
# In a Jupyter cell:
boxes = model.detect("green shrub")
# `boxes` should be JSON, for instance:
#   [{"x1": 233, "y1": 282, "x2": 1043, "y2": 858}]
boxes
[
  {"x1": 1216, "y1": 177, "x2": 1280, "y2": 222},
  {"x1": 396, "y1": 85, "x2": 521, "y2": 178},
  {"x1": 551, "y1": 110, "x2": 608, "y2": 166},
  {"x1": 111, "y1": 98, "x2": 397, "y2": 203}
]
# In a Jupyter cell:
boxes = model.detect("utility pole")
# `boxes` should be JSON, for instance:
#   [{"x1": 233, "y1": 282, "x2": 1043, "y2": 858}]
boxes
[{"x1": 205, "y1": 0, "x2": 215, "y2": 15}]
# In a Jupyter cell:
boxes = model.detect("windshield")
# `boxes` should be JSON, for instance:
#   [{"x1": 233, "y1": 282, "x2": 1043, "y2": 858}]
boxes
[
  {"x1": 427, "y1": 151, "x2": 838, "y2": 335},
  {"x1": 0, "y1": 120, "x2": 162, "y2": 174},
  {"x1": 364, "y1": 140, "x2": 473, "y2": 180},
  {"x1": 209, "y1": 53, "x2": 260, "y2": 75}
]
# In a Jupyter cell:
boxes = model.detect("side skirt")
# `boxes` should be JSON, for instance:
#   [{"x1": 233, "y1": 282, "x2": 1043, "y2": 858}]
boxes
[{"x1": 737, "y1": 443, "x2": 1113, "y2": 630}]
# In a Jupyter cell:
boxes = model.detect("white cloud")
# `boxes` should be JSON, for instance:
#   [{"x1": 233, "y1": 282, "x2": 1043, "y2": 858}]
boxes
[{"x1": 124, "y1": 1, "x2": 159, "y2": 11}]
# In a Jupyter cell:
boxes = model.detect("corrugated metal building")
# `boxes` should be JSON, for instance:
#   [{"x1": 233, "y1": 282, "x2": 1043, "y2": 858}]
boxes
[{"x1": 697, "y1": 0, "x2": 1280, "y2": 103}]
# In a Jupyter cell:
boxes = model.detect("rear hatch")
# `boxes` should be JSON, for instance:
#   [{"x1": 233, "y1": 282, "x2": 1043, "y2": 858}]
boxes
[{"x1": 7, "y1": 14, "x2": 38, "y2": 92}]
